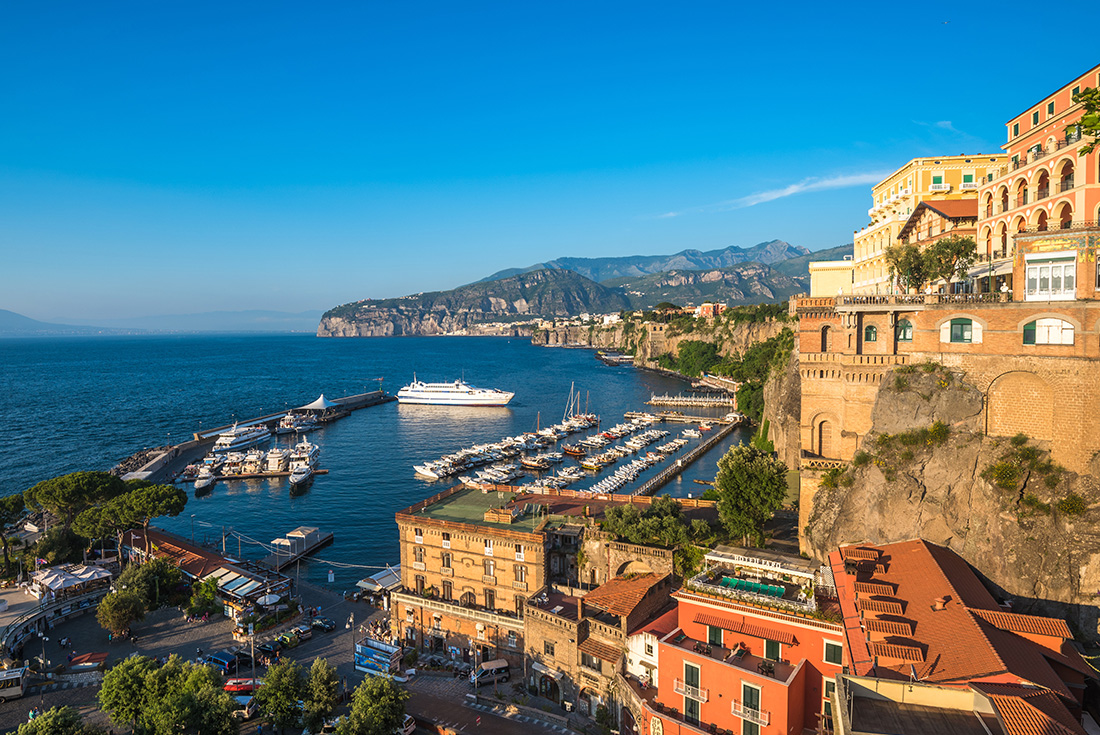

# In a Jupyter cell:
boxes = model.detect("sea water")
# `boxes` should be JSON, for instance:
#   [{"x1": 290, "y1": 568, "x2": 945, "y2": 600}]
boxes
[{"x1": 0, "y1": 334, "x2": 750, "y2": 588}]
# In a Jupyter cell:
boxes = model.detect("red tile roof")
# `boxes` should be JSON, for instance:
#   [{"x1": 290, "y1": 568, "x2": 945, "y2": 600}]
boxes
[
  {"x1": 836, "y1": 540, "x2": 1082, "y2": 703},
  {"x1": 975, "y1": 684, "x2": 1086, "y2": 735},
  {"x1": 583, "y1": 573, "x2": 666, "y2": 618},
  {"x1": 579, "y1": 638, "x2": 622, "y2": 664},
  {"x1": 971, "y1": 609, "x2": 1073, "y2": 640}
]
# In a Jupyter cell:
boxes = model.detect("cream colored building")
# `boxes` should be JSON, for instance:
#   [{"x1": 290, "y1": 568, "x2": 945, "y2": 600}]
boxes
[
  {"x1": 852, "y1": 154, "x2": 1007, "y2": 294},
  {"x1": 809, "y1": 258, "x2": 854, "y2": 297}
]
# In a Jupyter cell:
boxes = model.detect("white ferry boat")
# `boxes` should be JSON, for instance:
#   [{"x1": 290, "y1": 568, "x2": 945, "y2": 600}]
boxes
[
  {"x1": 397, "y1": 378, "x2": 513, "y2": 407},
  {"x1": 212, "y1": 424, "x2": 272, "y2": 453}
]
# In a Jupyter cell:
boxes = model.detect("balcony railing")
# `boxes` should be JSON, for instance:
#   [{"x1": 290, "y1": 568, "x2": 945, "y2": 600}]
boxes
[
  {"x1": 731, "y1": 700, "x2": 770, "y2": 726},
  {"x1": 674, "y1": 678, "x2": 710, "y2": 703}
]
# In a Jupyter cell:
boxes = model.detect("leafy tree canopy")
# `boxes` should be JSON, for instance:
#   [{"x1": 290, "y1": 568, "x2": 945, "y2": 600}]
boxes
[
  {"x1": 96, "y1": 589, "x2": 146, "y2": 634},
  {"x1": 713, "y1": 445, "x2": 789, "y2": 546},
  {"x1": 17, "y1": 706, "x2": 106, "y2": 735},
  {"x1": 25, "y1": 471, "x2": 127, "y2": 532},
  {"x1": 304, "y1": 658, "x2": 341, "y2": 732},
  {"x1": 338, "y1": 675, "x2": 410, "y2": 735},
  {"x1": 1072, "y1": 87, "x2": 1100, "y2": 155},
  {"x1": 99, "y1": 655, "x2": 235, "y2": 735},
  {"x1": 255, "y1": 659, "x2": 306, "y2": 733}
]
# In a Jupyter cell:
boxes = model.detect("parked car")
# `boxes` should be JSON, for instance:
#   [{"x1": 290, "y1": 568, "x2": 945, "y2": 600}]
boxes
[
  {"x1": 233, "y1": 694, "x2": 259, "y2": 720},
  {"x1": 311, "y1": 616, "x2": 336, "y2": 632},
  {"x1": 292, "y1": 623, "x2": 313, "y2": 641}
]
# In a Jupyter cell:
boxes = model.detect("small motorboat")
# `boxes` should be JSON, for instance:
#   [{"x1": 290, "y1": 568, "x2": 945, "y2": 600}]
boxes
[{"x1": 289, "y1": 465, "x2": 314, "y2": 487}]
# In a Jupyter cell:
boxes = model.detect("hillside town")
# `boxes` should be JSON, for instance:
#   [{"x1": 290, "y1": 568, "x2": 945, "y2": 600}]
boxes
[{"x1": 3, "y1": 60, "x2": 1100, "y2": 735}]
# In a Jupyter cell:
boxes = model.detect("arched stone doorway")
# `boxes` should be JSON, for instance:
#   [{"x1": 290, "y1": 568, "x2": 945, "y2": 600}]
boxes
[{"x1": 987, "y1": 372, "x2": 1054, "y2": 441}]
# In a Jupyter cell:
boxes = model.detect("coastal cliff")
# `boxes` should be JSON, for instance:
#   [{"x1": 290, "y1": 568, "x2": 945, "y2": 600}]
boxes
[{"x1": 804, "y1": 366, "x2": 1100, "y2": 633}]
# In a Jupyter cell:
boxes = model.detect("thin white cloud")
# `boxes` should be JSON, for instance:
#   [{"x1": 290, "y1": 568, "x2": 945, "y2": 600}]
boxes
[{"x1": 659, "y1": 171, "x2": 890, "y2": 218}]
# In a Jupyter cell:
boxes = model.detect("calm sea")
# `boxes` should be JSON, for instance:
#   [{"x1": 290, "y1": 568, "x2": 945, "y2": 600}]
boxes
[{"x1": 0, "y1": 335, "x2": 749, "y2": 589}]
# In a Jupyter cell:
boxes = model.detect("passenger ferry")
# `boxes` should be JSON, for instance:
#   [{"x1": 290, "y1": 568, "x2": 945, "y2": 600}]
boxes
[
  {"x1": 397, "y1": 378, "x2": 513, "y2": 406},
  {"x1": 212, "y1": 424, "x2": 272, "y2": 453}
]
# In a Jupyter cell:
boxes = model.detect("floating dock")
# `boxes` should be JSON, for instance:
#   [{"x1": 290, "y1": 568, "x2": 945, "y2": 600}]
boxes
[
  {"x1": 260, "y1": 526, "x2": 334, "y2": 571},
  {"x1": 647, "y1": 393, "x2": 737, "y2": 408}
]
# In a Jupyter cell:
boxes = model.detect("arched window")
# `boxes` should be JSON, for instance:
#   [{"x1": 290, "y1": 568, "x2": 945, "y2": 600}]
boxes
[
  {"x1": 864, "y1": 325, "x2": 877, "y2": 342},
  {"x1": 1023, "y1": 319, "x2": 1074, "y2": 345},
  {"x1": 896, "y1": 319, "x2": 913, "y2": 342},
  {"x1": 949, "y1": 318, "x2": 972, "y2": 344}
]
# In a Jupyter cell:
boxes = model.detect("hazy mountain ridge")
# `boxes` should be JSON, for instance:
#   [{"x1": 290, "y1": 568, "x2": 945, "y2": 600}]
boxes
[{"x1": 478, "y1": 239, "x2": 811, "y2": 283}]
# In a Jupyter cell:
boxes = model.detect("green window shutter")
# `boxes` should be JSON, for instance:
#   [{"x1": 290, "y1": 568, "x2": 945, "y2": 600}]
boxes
[{"x1": 1023, "y1": 322, "x2": 1036, "y2": 345}]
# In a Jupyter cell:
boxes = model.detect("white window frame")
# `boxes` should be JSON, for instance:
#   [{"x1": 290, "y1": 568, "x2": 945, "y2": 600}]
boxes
[{"x1": 1025, "y1": 252, "x2": 1076, "y2": 301}]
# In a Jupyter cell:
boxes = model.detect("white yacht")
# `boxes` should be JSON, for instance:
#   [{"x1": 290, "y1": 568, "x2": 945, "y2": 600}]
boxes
[
  {"x1": 397, "y1": 378, "x2": 513, "y2": 406},
  {"x1": 212, "y1": 424, "x2": 272, "y2": 453}
]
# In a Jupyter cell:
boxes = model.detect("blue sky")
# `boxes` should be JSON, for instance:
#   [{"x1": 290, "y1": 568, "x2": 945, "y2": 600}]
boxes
[{"x1": 1, "y1": 1, "x2": 1094, "y2": 320}]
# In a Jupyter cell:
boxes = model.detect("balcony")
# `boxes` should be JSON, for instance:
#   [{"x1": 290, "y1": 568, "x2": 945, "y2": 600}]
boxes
[
  {"x1": 673, "y1": 678, "x2": 709, "y2": 703},
  {"x1": 929, "y1": 183, "x2": 951, "y2": 192},
  {"x1": 731, "y1": 699, "x2": 770, "y2": 726}
]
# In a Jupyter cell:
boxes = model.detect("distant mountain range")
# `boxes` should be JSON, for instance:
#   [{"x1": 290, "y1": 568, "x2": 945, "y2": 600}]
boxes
[
  {"x1": 477, "y1": 239, "x2": 812, "y2": 283},
  {"x1": 1, "y1": 308, "x2": 325, "y2": 336},
  {"x1": 319, "y1": 242, "x2": 853, "y2": 337}
]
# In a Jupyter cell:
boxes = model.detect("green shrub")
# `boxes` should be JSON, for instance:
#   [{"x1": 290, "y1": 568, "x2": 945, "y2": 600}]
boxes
[{"x1": 1057, "y1": 493, "x2": 1087, "y2": 516}]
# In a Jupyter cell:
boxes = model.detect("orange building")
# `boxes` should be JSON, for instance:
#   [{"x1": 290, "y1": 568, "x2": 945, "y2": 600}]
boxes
[
  {"x1": 977, "y1": 63, "x2": 1100, "y2": 294},
  {"x1": 830, "y1": 540, "x2": 1090, "y2": 732},
  {"x1": 619, "y1": 547, "x2": 846, "y2": 735}
]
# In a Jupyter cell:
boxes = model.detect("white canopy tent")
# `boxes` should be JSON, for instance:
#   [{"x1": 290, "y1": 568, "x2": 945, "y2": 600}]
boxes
[{"x1": 297, "y1": 394, "x2": 340, "y2": 411}]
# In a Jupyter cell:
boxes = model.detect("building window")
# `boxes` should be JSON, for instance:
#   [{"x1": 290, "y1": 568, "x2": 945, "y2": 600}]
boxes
[
  {"x1": 441, "y1": 552, "x2": 451, "y2": 569},
  {"x1": 515, "y1": 565, "x2": 526, "y2": 583},
  {"x1": 765, "y1": 640, "x2": 781, "y2": 661},
  {"x1": 1048, "y1": 101, "x2": 1055, "y2": 116},
  {"x1": 545, "y1": 640, "x2": 555, "y2": 657},
  {"x1": 484, "y1": 559, "x2": 495, "y2": 577},
  {"x1": 825, "y1": 641, "x2": 843, "y2": 665},
  {"x1": 442, "y1": 580, "x2": 452, "y2": 600},
  {"x1": 484, "y1": 589, "x2": 495, "y2": 610},
  {"x1": 708, "y1": 625, "x2": 723, "y2": 646},
  {"x1": 1032, "y1": 110, "x2": 1040, "y2": 126},
  {"x1": 1023, "y1": 319, "x2": 1074, "y2": 345},
  {"x1": 414, "y1": 528, "x2": 423, "y2": 544},
  {"x1": 1026, "y1": 258, "x2": 1076, "y2": 301},
  {"x1": 413, "y1": 547, "x2": 424, "y2": 564},
  {"x1": 949, "y1": 318, "x2": 973, "y2": 344},
  {"x1": 441, "y1": 532, "x2": 451, "y2": 549},
  {"x1": 582, "y1": 652, "x2": 600, "y2": 671},
  {"x1": 864, "y1": 325, "x2": 877, "y2": 342},
  {"x1": 1013, "y1": 123, "x2": 1019, "y2": 138},
  {"x1": 484, "y1": 539, "x2": 494, "y2": 556},
  {"x1": 896, "y1": 319, "x2": 913, "y2": 342}
]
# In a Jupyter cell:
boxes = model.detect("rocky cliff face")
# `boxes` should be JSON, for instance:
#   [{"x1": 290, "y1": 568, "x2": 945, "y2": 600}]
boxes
[
  {"x1": 763, "y1": 350, "x2": 802, "y2": 471},
  {"x1": 804, "y1": 366, "x2": 1100, "y2": 634}
]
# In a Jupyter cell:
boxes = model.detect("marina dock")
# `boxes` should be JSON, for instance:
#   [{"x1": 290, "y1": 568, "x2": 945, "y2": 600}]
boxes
[
  {"x1": 260, "y1": 526, "x2": 334, "y2": 571},
  {"x1": 647, "y1": 393, "x2": 737, "y2": 408}
]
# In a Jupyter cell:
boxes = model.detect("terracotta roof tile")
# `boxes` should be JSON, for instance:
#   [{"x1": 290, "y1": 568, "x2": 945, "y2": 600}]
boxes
[
  {"x1": 971, "y1": 609, "x2": 1073, "y2": 640},
  {"x1": 582, "y1": 573, "x2": 666, "y2": 617},
  {"x1": 579, "y1": 638, "x2": 622, "y2": 664}
]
